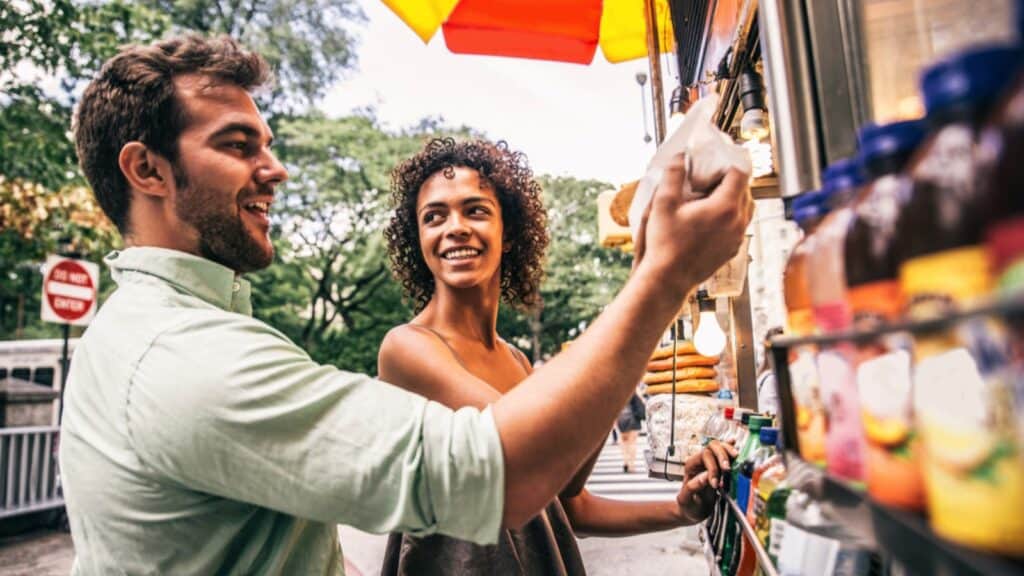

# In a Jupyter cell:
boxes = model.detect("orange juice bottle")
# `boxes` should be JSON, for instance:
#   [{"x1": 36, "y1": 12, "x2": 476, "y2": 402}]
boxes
[
  {"x1": 896, "y1": 45, "x2": 1024, "y2": 555},
  {"x1": 783, "y1": 191, "x2": 828, "y2": 464},
  {"x1": 845, "y1": 119, "x2": 926, "y2": 509}
]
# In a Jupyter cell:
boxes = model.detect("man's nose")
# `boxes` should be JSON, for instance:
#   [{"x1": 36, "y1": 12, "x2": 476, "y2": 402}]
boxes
[{"x1": 256, "y1": 149, "x2": 288, "y2": 185}]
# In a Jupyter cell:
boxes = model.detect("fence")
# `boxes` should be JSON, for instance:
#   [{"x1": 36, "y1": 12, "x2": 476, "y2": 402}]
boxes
[{"x1": 0, "y1": 426, "x2": 63, "y2": 519}]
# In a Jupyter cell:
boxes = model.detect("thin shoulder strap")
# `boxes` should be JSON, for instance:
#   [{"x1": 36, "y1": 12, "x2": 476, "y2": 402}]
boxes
[
  {"x1": 505, "y1": 342, "x2": 532, "y2": 374},
  {"x1": 406, "y1": 323, "x2": 469, "y2": 370}
]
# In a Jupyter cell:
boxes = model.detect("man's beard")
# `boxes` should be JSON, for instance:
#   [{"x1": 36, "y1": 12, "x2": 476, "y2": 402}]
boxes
[{"x1": 173, "y1": 165, "x2": 273, "y2": 274}]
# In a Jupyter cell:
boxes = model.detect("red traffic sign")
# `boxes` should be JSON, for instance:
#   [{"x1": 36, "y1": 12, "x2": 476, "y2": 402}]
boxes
[{"x1": 41, "y1": 256, "x2": 100, "y2": 326}]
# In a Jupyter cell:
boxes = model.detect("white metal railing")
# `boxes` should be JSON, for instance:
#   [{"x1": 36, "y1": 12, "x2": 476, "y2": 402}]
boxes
[{"x1": 0, "y1": 426, "x2": 63, "y2": 519}]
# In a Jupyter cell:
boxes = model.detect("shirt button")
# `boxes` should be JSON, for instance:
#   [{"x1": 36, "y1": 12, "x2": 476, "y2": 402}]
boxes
[{"x1": 232, "y1": 281, "x2": 241, "y2": 292}]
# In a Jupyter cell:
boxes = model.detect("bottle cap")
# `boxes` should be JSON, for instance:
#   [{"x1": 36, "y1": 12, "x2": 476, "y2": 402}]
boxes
[
  {"x1": 857, "y1": 119, "x2": 926, "y2": 173},
  {"x1": 821, "y1": 157, "x2": 864, "y2": 203},
  {"x1": 748, "y1": 415, "x2": 772, "y2": 433},
  {"x1": 921, "y1": 46, "x2": 1024, "y2": 119},
  {"x1": 759, "y1": 427, "x2": 779, "y2": 446},
  {"x1": 724, "y1": 407, "x2": 735, "y2": 419},
  {"x1": 792, "y1": 190, "x2": 826, "y2": 224}
]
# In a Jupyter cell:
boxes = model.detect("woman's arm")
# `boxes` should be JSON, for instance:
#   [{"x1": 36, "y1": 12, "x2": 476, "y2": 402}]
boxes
[{"x1": 561, "y1": 441, "x2": 736, "y2": 537}]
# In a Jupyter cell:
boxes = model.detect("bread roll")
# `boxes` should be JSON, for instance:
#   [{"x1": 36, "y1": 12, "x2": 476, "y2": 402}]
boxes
[
  {"x1": 643, "y1": 366, "x2": 717, "y2": 384},
  {"x1": 646, "y1": 379, "x2": 719, "y2": 395},
  {"x1": 647, "y1": 354, "x2": 718, "y2": 372},
  {"x1": 649, "y1": 341, "x2": 698, "y2": 360}
]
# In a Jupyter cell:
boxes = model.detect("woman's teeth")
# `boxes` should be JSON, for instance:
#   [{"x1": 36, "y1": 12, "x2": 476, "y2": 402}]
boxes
[{"x1": 443, "y1": 248, "x2": 481, "y2": 260}]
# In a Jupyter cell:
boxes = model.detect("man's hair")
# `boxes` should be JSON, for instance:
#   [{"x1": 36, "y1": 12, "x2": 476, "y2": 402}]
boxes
[
  {"x1": 385, "y1": 138, "x2": 549, "y2": 312},
  {"x1": 74, "y1": 35, "x2": 270, "y2": 233}
]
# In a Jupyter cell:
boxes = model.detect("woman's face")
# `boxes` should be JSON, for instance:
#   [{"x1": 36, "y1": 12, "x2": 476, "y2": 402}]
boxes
[{"x1": 416, "y1": 166, "x2": 506, "y2": 292}]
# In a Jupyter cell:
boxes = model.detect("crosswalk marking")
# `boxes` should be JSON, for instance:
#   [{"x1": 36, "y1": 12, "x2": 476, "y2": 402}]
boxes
[{"x1": 584, "y1": 437, "x2": 681, "y2": 503}]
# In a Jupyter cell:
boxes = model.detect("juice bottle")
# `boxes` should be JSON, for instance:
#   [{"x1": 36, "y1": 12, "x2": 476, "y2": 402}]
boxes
[
  {"x1": 784, "y1": 191, "x2": 828, "y2": 464},
  {"x1": 980, "y1": 6, "x2": 1024, "y2": 474},
  {"x1": 809, "y1": 160, "x2": 868, "y2": 484},
  {"x1": 984, "y1": 3, "x2": 1024, "y2": 295},
  {"x1": 895, "y1": 45, "x2": 1024, "y2": 555},
  {"x1": 845, "y1": 119, "x2": 927, "y2": 510}
]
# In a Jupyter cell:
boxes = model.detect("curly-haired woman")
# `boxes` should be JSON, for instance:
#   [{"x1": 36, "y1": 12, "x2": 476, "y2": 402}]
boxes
[{"x1": 379, "y1": 138, "x2": 735, "y2": 575}]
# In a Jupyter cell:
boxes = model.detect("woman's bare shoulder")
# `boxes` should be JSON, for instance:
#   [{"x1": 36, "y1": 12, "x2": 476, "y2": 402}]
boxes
[{"x1": 378, "y1": 324, "x2": 501, "y2": 409}]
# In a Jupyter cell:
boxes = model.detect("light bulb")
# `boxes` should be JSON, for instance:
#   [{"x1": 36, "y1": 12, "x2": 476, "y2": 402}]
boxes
[
  {"x1": 694, "y1": 310, "x2": 727, "y2": 357},
  {"x1": 740, "y1": 108, "x2": 770, "y2": 141}
]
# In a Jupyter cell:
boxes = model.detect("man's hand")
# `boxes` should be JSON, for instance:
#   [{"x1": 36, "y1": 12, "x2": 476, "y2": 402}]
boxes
[
  {"x1": 632, "y1": 154, "x2": 753, "y2": 295},
  {"x1": 675, "y1": 440, "x2": 737, "y2": 523}
]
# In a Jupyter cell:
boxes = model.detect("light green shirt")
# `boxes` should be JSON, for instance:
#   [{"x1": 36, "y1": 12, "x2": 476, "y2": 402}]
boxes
[{"x1": 59, "y1": 247, "x2": 505, "y2": 575}]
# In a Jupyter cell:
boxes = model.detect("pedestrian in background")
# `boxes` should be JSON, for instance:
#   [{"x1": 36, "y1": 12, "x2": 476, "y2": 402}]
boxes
[{"x1": 616, "y1": 387, "x2": 646, "y2": 473}]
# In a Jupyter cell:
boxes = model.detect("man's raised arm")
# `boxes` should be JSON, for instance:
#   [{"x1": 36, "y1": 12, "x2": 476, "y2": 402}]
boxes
[{"x1": 493, "y1": 155, "x2": 753, "y2": 528}]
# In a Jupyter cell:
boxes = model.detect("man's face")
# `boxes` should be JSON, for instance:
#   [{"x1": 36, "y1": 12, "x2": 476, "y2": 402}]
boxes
[{"x1": 169, "y1": 75, "x2": 287, "y2": 273}]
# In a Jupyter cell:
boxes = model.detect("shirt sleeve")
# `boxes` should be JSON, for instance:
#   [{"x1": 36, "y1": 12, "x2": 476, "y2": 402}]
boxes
[{"x1": 125, "y1": 312, "x2": 505, "y2": 544}]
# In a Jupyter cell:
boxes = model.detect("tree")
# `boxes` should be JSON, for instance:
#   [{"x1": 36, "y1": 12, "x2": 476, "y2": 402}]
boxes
[{"x1": 140, "y1": 0, "x2": 363, "y2": 111}]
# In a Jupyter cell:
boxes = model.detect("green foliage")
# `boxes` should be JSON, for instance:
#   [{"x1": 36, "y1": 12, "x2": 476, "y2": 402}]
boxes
[{"x1": 0, "y1": 1, "x2": 634, "y2": 378}]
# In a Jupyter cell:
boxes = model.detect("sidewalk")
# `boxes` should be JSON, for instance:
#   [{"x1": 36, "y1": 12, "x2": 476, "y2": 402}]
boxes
[{"x1": 0, "y1": 524, "x2": 709, "y2": 575}]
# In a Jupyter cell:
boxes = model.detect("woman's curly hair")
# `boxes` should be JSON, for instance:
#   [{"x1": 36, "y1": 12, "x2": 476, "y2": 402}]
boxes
[{"x1": 385, "y1": 138, "x2": 549, "y2": 312}]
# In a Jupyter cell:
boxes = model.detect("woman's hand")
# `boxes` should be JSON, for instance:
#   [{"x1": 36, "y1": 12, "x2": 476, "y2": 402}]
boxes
[{"x1": 675, "y1": 440, "x2": 737, "y2": 523}]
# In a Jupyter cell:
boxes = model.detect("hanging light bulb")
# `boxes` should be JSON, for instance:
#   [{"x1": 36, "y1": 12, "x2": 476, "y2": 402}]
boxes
[
  {"x1": 738, "y1": 66, "x2": 770, "y2": 142},
  {"x1": 693, "y1": 289, "x2": 727, "y2": 357}
]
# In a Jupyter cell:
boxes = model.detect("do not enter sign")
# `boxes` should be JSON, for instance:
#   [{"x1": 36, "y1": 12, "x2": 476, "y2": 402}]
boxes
[{"x1": 41, "y1": 255, "x2": 100, "y2": 326}]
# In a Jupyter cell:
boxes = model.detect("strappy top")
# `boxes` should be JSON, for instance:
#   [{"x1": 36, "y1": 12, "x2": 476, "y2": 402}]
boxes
[
  {"x1": 381, "y1": 324, "x2": 586, "y2": 576},
  {"x1": 405, "y1": 323, "x2": 533, "y2": 374}
]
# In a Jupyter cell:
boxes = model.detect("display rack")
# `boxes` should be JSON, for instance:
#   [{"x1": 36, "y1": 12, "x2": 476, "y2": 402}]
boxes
[{"x1": 767, "y1": 295, "x2": 1024, "y2": 576}]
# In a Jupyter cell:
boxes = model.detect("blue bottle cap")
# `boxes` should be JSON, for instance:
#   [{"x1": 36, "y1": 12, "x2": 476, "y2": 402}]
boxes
[
  {"x1": 759, "y1": 427, "x2": 779, "y2": 446},
  {"x1": 822, "y1": 157, "x2": 864, "y2": 191},
  {"x1": 857, "y1": 119, "x2": 927, "y2": 169},
  {"x1": 791, "y1": 190, "x2": 825, "y2": 224},
  {"x1": 921, "y1": 46, "x2": 1024, "y2": 119}
]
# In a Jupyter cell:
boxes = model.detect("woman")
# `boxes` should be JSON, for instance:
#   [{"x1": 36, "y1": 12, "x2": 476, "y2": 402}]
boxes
[{"x1": 379, "y1": 138, "x2": 733, "y2": 576}]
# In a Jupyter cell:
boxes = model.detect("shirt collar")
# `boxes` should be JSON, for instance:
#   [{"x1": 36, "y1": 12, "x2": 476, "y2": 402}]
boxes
[{"x1": 105, "y1": 247, "x2": 253, "y2": 316}]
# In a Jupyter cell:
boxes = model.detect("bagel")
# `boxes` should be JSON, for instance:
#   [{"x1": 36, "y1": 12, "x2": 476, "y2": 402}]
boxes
[
  {"x1": 643, "y1": 366, "x2": 717, "y2": 384},
  {"x1": 645, "y1": 379, "x2": 720, "y2": 395},
  {"x1": 647, "y1": 354, "x2": 718, "y2": 372},
  {"x1": 649, "y1": 341, "x2": 698, "y2": 360}
]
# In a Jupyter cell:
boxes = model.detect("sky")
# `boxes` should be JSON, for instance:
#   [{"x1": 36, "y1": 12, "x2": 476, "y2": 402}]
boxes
[{"x1": 321, "y1": 0, "x2": 669, "y2": 187}]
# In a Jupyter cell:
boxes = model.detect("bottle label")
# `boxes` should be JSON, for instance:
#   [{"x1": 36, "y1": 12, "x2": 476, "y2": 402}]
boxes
[
  {"x1": 818, "y1": 345, "x2": 866, "y2": 481},
  {"x1": 900, "y1": 246, "x2": 992, "y2": 314},
  {"x1": 848, "y1": 281, "x2": 903, "y2": 329},
  {"x1": 987, "y1": 216, "x2": 1024, "y2": 293},
  {"x1": 789, "y1": 346, "x2": 826, "y2": 464},
  {"x1": 787, "y1": 308, "x2": 816, "y2": 337}
]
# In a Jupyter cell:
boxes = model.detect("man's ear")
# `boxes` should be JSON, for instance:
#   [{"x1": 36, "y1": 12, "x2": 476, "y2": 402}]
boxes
[{"x1": 118, "y1": 142, "x2": 173, "y2": 198}]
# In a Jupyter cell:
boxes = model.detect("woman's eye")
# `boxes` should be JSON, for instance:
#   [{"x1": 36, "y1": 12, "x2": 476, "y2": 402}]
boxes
[
  {"x1": 468, "y1": 206, "x2": 489, "y2": 216},
  {"x1": 422, "y1": 212, "x2": 440, "y2": 224}
]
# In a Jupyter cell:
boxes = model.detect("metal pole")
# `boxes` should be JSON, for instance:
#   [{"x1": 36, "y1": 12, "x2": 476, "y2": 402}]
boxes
[
  {"x1": 731, "y1": 275, "x2": 758, "y2": 410},
  {"x1": 59, "y1": 323, "x2": 69, "y2": 424},
  {"x1": 643, "y1": 0, "x2": 667, "y2": 144}
]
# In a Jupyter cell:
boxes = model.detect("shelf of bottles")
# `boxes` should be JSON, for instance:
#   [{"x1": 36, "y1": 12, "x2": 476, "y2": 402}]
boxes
[{"x1": 767, "y1": 297, "x2": 1024, "y2": 576}]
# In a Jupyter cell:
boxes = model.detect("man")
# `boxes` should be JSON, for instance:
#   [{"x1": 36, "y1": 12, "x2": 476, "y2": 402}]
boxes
[{"x1": 61, "y1": 35, "x2": 752, "y2": 574}]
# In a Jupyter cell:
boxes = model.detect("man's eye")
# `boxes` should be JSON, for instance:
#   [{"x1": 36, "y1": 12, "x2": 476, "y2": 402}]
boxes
[{"x1": 226, "y1": 142, "x2": 249, "y2": 151}]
